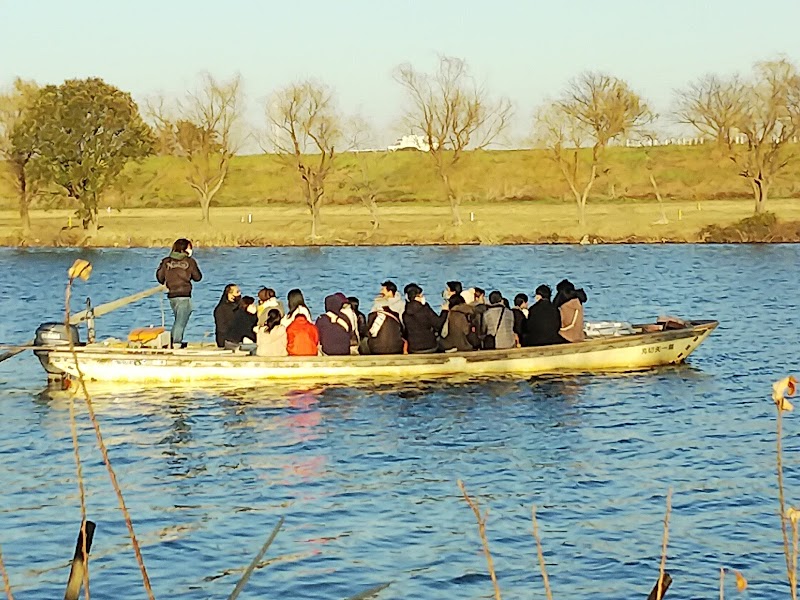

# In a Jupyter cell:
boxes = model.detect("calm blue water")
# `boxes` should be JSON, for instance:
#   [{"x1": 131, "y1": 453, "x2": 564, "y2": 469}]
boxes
[{"x1": 0, "y1": 245, "x2": 798, "y2": 599}]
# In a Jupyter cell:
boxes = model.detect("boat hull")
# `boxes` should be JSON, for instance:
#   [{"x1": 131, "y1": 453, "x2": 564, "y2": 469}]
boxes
[{"x1": 40, "y1": 321, "x2": 718, "y2": 384}]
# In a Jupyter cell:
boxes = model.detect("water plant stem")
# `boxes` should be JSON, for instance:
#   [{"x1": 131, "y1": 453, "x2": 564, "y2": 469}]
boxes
[
  {"x1": 457, "y1": 480, "x2": 501, "y2": 600},
  {"x1": 531, "y1": 506, "x2": 553, "y2": 600}
]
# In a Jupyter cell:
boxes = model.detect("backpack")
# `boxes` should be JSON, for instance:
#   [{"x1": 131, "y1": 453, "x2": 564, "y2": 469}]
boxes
[
  {"x1": 481, "y1": 307, "x2": 505, "y2": 350},
  {"x1": 466, "y1": 313, "x2": 481, "y2": 349}
]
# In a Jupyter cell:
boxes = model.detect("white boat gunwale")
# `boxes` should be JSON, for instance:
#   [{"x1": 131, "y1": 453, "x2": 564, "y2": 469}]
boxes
[{"x1": 38, "y1": 320, "x2": 719, "y2": 383}]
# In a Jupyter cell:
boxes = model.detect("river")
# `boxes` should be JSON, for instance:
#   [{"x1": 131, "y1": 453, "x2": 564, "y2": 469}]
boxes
[{"x1": 0, "y1": 244, "x2": 797, "y2": 598}]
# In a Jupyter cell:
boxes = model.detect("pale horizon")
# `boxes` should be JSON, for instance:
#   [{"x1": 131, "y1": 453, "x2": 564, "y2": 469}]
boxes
[{"x1": 1, "y1": 0, "x2": 799, "y2": 149}]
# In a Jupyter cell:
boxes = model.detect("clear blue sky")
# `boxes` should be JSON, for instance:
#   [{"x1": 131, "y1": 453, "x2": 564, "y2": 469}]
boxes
[{"x1": 1, "y1": 0, "x2": 798, "y2": 147}]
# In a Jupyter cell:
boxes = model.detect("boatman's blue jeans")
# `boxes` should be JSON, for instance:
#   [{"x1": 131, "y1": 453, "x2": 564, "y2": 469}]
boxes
[{"x1": 169, "y1": 297, "x2": 193, "y2": 345}]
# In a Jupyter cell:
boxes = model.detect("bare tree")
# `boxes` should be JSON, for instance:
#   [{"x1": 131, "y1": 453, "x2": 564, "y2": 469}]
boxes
[
  {"x1": 344, "y1": 116, "x2": 383, "y2": 234},
  {"x1": 172, "y1": 73, "x2": 243, "y2": 223},
  {"x1": 674, "y1": 74, "x2": 746, "y2": 146},
  {"x1": 266, "y1": 81, "x2": 341, "y2": 239},
  {"x1": 395, "y1": 56, "x2": 512, "y2": 226},
  {"x1": 735, "y1": 59, "x2": 800, "y2": 213},
  {"x1": 0, "y1": 78, "x2": 39, "y2": 232},
  {"x1": 535, "y1": 72, "x2": 652, "y2": 228},
  {"x1": 675, "y1": 58, "x2": 800, "y2": 214}
]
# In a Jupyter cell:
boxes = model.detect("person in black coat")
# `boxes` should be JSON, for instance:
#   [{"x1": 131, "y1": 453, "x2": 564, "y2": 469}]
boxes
[
  {"x1": 402, "y1": 283, "x2": 446, "y2": 353},
  {"x1": 214, "y1": 283, "x2": 241, "y2": 348},
  {"x1": 523, "y1": 285, "x2": 564, "y2": 346},
  {"x1": 225, "y1": 296, "x2": 258, "y2": 346},
  {"x1": 366, "y1": 306, "x2": 404, "y2": 354}
]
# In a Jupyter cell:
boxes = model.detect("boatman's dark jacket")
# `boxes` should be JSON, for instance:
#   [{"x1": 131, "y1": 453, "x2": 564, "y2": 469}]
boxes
[{"x1": 156, "y1": 252, "x2": 203, "y2": 298}]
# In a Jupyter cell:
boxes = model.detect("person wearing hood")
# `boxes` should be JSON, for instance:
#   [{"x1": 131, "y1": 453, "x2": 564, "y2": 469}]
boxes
[
  {"x1": 225, "y1": 296, "x2": 258, "y2": 347},
  {"x1": 481, "y1": 291, "x2": 516, "y2": 350},
  {"x1": 523, "y1": 285, "x2": 564, "y2": 346},
  {"x1": 366, "y1": 304, "x2": 404, "y2": 355},
  {"x1": 257, "y1": 287, "x2": 284, "y2": 326},
  {"x1": 214, "y1": 283, "x2": 241, "y2": 348},
  {"x1": 556, "y1": 280, "x2": 586, "y2": 343},
  {"x1": 440, "y1": 293, "x2": 478, "y2": 352},
  {"x1": 370, "y1": 280, "x2": 406, "y2": 318},
  {"x1": 155, "y1": 238, "x2": 202, "y2": 349},
  {"x1": 402, "y1": 283, "x2": 446, "y2": 354},
  {"x1": 316, "y1": 293, "x2": 352, "y2": 356}
]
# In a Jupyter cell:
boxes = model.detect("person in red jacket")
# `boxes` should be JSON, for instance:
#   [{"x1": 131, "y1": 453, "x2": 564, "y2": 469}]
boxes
[{"x1": 286, "y1": 290, "x2": 319, "y2": 356}]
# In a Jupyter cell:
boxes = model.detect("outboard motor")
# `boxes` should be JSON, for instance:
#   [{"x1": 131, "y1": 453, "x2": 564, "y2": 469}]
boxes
[{"x1": 33, "y1": 322, "x2": 81, "y2": 383}]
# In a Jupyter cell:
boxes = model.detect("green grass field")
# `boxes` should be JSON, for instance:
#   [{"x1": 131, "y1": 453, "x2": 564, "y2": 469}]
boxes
[{"x1": 1, "y1": 145, "x2": 799, "y2": 246}]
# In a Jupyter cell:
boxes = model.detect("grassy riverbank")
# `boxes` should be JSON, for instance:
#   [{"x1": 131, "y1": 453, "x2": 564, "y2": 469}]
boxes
[
  {"x1": 3, "y1": 198, "x2": 800, "y2": 247},
  {"x1": 2, "y1": 144, "x2": 800, "y2": 246}
]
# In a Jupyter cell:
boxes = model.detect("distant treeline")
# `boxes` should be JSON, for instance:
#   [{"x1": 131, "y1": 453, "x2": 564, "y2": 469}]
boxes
[{"x1": 0, "y1": 55, "x2": 798, "y2": 236}]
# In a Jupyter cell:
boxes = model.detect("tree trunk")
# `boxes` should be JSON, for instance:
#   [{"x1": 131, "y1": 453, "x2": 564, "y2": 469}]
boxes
[
  {"x1": 311, "y1": 202, "x2": 320, "y2": 239},
  {"x1": 19, "y1": 191, "x2": 31, "y2": 233},
  {"x1": 86, "y1": 212, "x2": 99, "y2": 235},
  {"x1": 439, "y1": 171, "x2": 462, "y2": 227},
  {"x1": 577, "y1": 200, "x2": 586, "y2": 229},
  {"x1": 201, "y1": 196, "x2": 211, "y2": 223},
  {"x1": 650, "y1": 174, "x2": 669, "y2": 224},
  {"x1": 368, "y1": 196, "x2": 379, "y2": 232},
  {"x1": 752, "y1": 178, "x2": 768, "y2": 214}
]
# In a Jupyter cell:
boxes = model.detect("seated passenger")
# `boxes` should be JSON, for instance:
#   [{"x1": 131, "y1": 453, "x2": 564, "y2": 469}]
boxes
[
  {"x1": 256, "y1": 309, "x2": 288, "y2": 357},
  {"x1": 286, "y1": 308, "x2": 319, "y2": 356},
  {"x1": 225, "y1": 296, "x2": 258, "y2": 346},
  {"x1": 282, "y1": 288, "x2": 313, "y2": 326},
  {"x1": 370, "y1": 280, "x2": 406, "y2": 318},
  {"x1": 443, "y1": 281, "x2": 463, "y2": 302},
  {"x1": 213, "y1": 283, "x2": 241, "y2": 348},
  {"x1": 347, "y1": 296, "x2": 368, "y2": 341},
  {"x1": 257, "y1": 287, "x2": 284, "y2": 326},
  {"x1": 366, "y1": 305, "x2": 404, "y2": 355},
  {"x1": 471, "y1": 287, "x2": 488, "y2": 342},
  {"x1": 482, "y1": 291, "x2": 516, "y2": 350},
  {"x1": 512, "y1": 293, "x2": 528, "y2": 345},
  {"x1": 557, "y1": 281, "x2": 586, "y2": 343},
  {"x1": 316, "y1": 294, "x2": 352, "y2": 356},
  {"x1": 440, "y1": 294, "x2": 477, "y2": 352},
  {"x1": 523, "y1": 285, "x2": 564, "y2": 346},
  {"x1": 402, "y1": 283, "x2": 446, "y2": 354},
  {"x1": 553, "y1": 279, "x2": 588, "y2": 308}
]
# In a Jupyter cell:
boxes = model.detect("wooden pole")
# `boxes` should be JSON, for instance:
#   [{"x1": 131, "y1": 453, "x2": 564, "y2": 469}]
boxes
[
  {"x1": 646, "y1": 573, "x2": 672, "y2": 600},
  {"x1": 69, "y1": 285, "x2": 166, "y2": 324},
  {"x1": 0, "y1": 285, "x2": 167, "y2": 365},
  {"x1": 64, "y1": 521, "x2": 96, "y2": 600}
]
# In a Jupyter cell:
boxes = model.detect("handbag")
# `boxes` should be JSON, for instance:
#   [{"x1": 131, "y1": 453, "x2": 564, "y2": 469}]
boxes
[{"x1": 481, "y1": 307, "x2": 505, "y2": 350}]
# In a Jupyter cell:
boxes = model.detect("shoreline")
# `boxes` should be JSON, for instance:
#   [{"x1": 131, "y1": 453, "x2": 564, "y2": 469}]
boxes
[{"x1": 3, "y1": 201, "x2": 800, "y2": 248}]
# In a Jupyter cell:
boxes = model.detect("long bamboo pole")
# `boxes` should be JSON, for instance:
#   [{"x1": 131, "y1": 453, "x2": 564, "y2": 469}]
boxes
[{"x1": 0, "y1": 285, "x2": 166, "y2": 364}]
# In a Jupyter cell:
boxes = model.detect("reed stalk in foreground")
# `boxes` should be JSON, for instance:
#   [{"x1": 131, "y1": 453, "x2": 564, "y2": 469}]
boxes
[
  {"x1": 0, "y1": 544, "x2": 14, "y2": 600},
  {"x1": 719, "y1": 566, "x2": 748, "y2": 600},
  {"x1": 64, "y1": 269, "x2": 91, "y2": 600},
  {"x1": 65, "y1": 260, "x2": 156, "y2": 600},
  {"x1": 773, "y1": 375, "x2": 798, "y2": 600},
  {"x1": 457, "y1": 480, "x2": 502, "y2": 600},
  {"x1": 531, "y1": 506, "x2": 553, "y2": 600},
  {"x1": 656, "y1": 488, "x2": 672, "y2": 600}
]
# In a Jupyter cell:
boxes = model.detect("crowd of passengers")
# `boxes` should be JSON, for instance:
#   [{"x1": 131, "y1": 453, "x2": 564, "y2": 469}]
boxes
[{"x1": 212, "y1": 279, "x2": 588, "y2": 358}]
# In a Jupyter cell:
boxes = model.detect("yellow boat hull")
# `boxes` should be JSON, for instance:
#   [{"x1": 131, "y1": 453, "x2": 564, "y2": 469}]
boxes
[{"x1": 42, "y1": 320, "x2": 718, "y2": 384}]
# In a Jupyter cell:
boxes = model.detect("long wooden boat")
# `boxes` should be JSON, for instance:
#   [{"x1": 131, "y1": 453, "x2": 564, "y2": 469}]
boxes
[{"x1": 37, "y1": 319, "x2": 718, "y2": 384}]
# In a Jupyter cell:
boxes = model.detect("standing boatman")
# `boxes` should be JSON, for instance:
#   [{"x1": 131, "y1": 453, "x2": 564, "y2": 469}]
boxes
[{"x1": 156, "y1": 238, "x2": 202, "y2": 349}]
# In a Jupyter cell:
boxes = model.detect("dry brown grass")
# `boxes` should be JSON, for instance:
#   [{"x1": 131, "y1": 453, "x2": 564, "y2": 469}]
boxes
[{"x1": 3, "y1": 197, "x2": 800, "y2": 247}]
